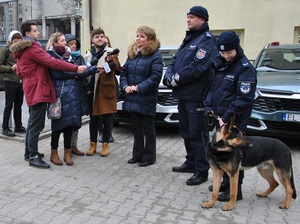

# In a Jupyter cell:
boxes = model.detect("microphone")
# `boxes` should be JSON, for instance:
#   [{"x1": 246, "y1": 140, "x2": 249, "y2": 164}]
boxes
[
  {"x1": 107, "y1": 48, "x2": 120, "y2": 56},
  {"x1": 89, "y1": 49, "x2": 107, "y2": 66}
]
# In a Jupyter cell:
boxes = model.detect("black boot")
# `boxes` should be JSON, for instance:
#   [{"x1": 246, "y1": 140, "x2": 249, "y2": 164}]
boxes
[
  {"x1": 208, "y1": 172, "x2": 229, "y2": 192},
  {"x1": 217, "y1": 184, "x2": 243, "y2": 201},
  {"x1": 208, "y1": 182, "x2": 229, "y2": 192}
]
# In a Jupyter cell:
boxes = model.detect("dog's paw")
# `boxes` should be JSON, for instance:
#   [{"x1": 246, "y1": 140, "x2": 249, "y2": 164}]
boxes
[
  {"x1": 256, "y1": 192, "x2": 268, "y2": 198},
  {"x1": 222, "y1": 203, "x2": 234, "y2": 211},
  {"x1": 279, "y1": 201, "x2": 290, "y2": 209},
  {"x1": 201, "y1": 201, "x2": 214, "y2": 209}
]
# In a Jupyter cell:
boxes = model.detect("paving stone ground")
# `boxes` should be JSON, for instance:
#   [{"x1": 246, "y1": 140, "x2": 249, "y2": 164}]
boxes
[{"x1": 0, "y1": 91, "x2": 299, "y2": 224}]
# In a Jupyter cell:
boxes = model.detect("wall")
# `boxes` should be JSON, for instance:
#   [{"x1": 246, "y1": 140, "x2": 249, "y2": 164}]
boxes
[{"x1": 80, "y1": 0, "x2": 300, "y2": 63}]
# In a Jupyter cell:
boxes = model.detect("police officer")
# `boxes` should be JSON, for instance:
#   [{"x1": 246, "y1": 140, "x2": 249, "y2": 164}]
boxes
[
  {"x1": 163, "y1": 6, "x2": 218, "y2": 185},
  {"x1": 204, "y1": 31, "x2": 257, "y2": 201}
]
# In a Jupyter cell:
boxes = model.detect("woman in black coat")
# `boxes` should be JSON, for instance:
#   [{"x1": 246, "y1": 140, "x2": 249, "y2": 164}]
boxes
[{"x1": 120, "y1": 26, "x2": 163, "y2": 167}]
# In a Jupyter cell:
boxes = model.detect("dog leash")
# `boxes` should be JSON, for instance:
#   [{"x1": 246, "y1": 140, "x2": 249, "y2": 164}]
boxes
[{"x1": 208, "y1": 112, "x2": 220, "y2": 121}]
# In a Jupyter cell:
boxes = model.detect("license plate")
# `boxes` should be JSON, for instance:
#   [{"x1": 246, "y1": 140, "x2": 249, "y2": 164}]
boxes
[{"x1": 282, "y1": 113, "x2": 300, "y2": 122}]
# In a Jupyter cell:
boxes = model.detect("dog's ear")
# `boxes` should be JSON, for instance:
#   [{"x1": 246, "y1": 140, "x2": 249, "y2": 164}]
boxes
[
  {"x1": 230, "y1": 116, "x2": 235, "y2": 129},
  {"x1": 225, "y1": 115, "x2": 236, "y2": 134},
  {"x1": 228, "y1": 136, "x2": 249, "y2": 148},
  {"x1": 223, "y1": 122, "x2": 231, "y2": 135}
]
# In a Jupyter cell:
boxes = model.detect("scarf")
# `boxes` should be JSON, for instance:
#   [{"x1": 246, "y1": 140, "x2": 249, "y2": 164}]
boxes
[
  {"x1": 71, "y1": 50, "x2": 81, "y2": 59},
  {"x1": 53, "y1": 46, "x2": 71, "y2": 60}
]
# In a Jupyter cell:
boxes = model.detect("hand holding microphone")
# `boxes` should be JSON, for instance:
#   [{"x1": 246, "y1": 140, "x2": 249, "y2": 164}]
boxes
[
  {"x1": 88, "y1": 49, "x2": 107, "y2": 67},
  {"x1": 103, "y1": 49, "x2": 120, "y2": 73}
]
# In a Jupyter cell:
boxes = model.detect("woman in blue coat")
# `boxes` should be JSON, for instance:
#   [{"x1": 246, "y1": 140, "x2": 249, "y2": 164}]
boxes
[
  {"x1": 120, "y1": 26, "x2": 163, "y2": 167},
  {"x1": 65, "y1": 34, "x2": 94, "y2": 156},
  {"x1": 46, "y1": 32, "x2": 98, "y2": 166}
]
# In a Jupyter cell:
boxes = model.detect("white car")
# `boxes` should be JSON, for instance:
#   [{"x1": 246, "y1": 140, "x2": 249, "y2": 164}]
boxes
[{"x1": 115, "y1": 46, "x2": 179, "y2": 126}]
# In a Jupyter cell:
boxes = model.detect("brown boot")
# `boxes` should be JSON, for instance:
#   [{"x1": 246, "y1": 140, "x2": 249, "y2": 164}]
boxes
[
  {"x1": 86, "y1": 142, "x2": 97, "y2": 156},
  {"x1": 64, "y1": 148, "x2": 73, "y2": 166},
  {"x1": 71, "y1": 146, "x2": 84, "y2": 156},
  {"x1": 50, "y1": 149, "x2": 63, "y2": 166},
  {"x1": 100, "y1": 142, "x2": 110, "y2": 157}
]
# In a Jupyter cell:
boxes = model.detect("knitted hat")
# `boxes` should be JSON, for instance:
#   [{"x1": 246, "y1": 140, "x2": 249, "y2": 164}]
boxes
[
  {"x1": 217, "y1": 31, "x2": 240, "y2": 51},
  {"x1": 7, "y1": 30, "x2": 22, "y2": 46},
  {"x1": 187, "y1": 6, "x2": 209, "y2": 21},
  {"x1": 65, "y1": 34, "x2": 81, "y2": 50}
]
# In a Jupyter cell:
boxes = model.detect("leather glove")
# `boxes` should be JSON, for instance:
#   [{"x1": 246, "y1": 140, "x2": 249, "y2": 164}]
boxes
[{"x1": 163, "y1": 77, "x2": 172, "y2": 88}]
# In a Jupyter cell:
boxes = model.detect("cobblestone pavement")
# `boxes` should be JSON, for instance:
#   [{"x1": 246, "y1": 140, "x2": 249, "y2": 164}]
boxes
[{"x1": 0, "y1": 91, "x2": 299, "y2": 224}]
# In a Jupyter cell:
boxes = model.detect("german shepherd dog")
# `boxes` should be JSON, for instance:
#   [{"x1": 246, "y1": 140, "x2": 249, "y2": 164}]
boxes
[{"x1": 202, "y1": 119, "x2": 297, "y2": 211}]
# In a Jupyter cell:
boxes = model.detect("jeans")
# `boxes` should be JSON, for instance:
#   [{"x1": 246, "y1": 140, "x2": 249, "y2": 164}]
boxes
[
  {"x1": 178, "y1": 99, "x2": 210, "y2": 175},
  {"x1": 25, "y1": 103, "x2": 47, "y2": 158},
  {"x1": 2, "y1": 81, "x2": 24, "y2": 130}
]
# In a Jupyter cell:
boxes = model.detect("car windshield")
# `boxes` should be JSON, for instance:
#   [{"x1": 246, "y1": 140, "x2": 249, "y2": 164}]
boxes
[
  {"x1": 256, "y1": 48, "x2": 300, "y2": 70},
  {"x1": 159, "y1": 49, "x2": 177, "y2": 67}
]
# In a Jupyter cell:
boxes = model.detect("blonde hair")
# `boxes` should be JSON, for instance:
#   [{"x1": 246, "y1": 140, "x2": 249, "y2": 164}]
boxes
[
  {"x1": 46, "y1": 32, "x2": 65, "y2": 50},
  {"x1": 137, "y1": 26, "x2": 156, "y2": 41}
]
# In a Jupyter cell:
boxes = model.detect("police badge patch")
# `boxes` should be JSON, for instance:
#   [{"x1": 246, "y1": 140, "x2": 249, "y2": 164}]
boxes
[
  {"x1": 240, "y1": 82, "x2": 251, "y2": 94},
  {"x1": 196, "y1": 49, "x2": 206, "y2": 59}
]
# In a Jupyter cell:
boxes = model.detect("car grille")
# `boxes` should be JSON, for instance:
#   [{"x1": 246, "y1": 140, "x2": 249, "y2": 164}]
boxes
[
  {"x1": 248, "y1": 118, "x2": 300, "y2": 134},
  {"x1": 253, "y1": 97, "x2": 300, "y2": 112},
  {"x1": 157, "y1": 92, "x2": 178, "y2": 106},
  {"x1": 117, "y1": 91, "x2": 178, "y2": 106}
]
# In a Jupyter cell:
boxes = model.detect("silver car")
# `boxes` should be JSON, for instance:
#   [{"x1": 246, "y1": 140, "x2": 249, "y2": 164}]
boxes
[
  {"x1": 115, "y1": 46, "x2": 179, "y2": 126},
  {"x1": 247, "y1": 42, "x2": 300, "y2": 137}
]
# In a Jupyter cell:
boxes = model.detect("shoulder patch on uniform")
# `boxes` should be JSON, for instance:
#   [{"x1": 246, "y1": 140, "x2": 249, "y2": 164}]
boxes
[
  {"x1": 196, "y1": 49, "x2": 206, "y2": 60},
  {"x1": 205, "y1": 32, "x2": 212, "y2": 38},
  {"x1": 240, "y1": 58, "x2": 250, "y2": 67},
  {"x1": 240, "y1": 82, "x2": 251, "y2": 94}
]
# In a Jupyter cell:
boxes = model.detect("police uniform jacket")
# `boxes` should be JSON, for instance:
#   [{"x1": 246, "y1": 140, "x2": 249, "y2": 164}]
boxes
[
  {"x1": 204, "y1": 48, "x2": 257, "y2": 132},
  {"x1": 120, "y1": 40, "x2": 163, "y2": 116},
  {"x1": 163, "y1": 23, "x2": 218, "y2": 102}
]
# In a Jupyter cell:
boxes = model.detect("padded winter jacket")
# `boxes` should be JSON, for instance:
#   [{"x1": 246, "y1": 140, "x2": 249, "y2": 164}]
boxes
[
  {"x1": 204, "y1": 48, "x2": 257, "y2": 132},
  {"x1": 47, "y1": 49, "x2": 82, "y2": 132},
  {"x1": 120, "y1": 40, "x2": 163, "y2": 116},
  {"x1": 164, "y1": 23, "x2": 218, "y2": 102}
]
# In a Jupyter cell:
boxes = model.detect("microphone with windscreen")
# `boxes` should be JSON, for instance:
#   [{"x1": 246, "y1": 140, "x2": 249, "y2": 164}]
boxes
[{"x1": 107, "y1": 48, "x2": 120, "y2": 56}]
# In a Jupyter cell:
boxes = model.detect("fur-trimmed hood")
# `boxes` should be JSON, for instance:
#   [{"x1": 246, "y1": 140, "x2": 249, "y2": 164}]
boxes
[
  {"x1": 127, "y1": 39, "x2": 160, "y2": 59},
  {"x1": 9, "y1": 40, "x2": 32, "y2": 58}
]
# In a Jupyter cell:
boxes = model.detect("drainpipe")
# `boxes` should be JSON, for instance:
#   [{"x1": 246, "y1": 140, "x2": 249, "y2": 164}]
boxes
[{"x1": 89, "y1": 0, "x2": 92, "y2": 30}]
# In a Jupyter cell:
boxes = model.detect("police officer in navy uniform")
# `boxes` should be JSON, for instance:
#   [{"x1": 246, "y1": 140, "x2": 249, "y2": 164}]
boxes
[
  {"x1": 204, "y1": 31, "x2": 257, "y2": 201},
  {"x1": 163, "y1": 6, "x2": 218, "y2": 185}
]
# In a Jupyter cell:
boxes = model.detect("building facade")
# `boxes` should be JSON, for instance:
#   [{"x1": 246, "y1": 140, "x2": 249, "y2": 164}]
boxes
[
  {"x1": 0, "y1": 0, "x2": 82, "y2": 41},
  {"x1": 80, "y1": 0, "x2": 300, "y2": 63}
]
